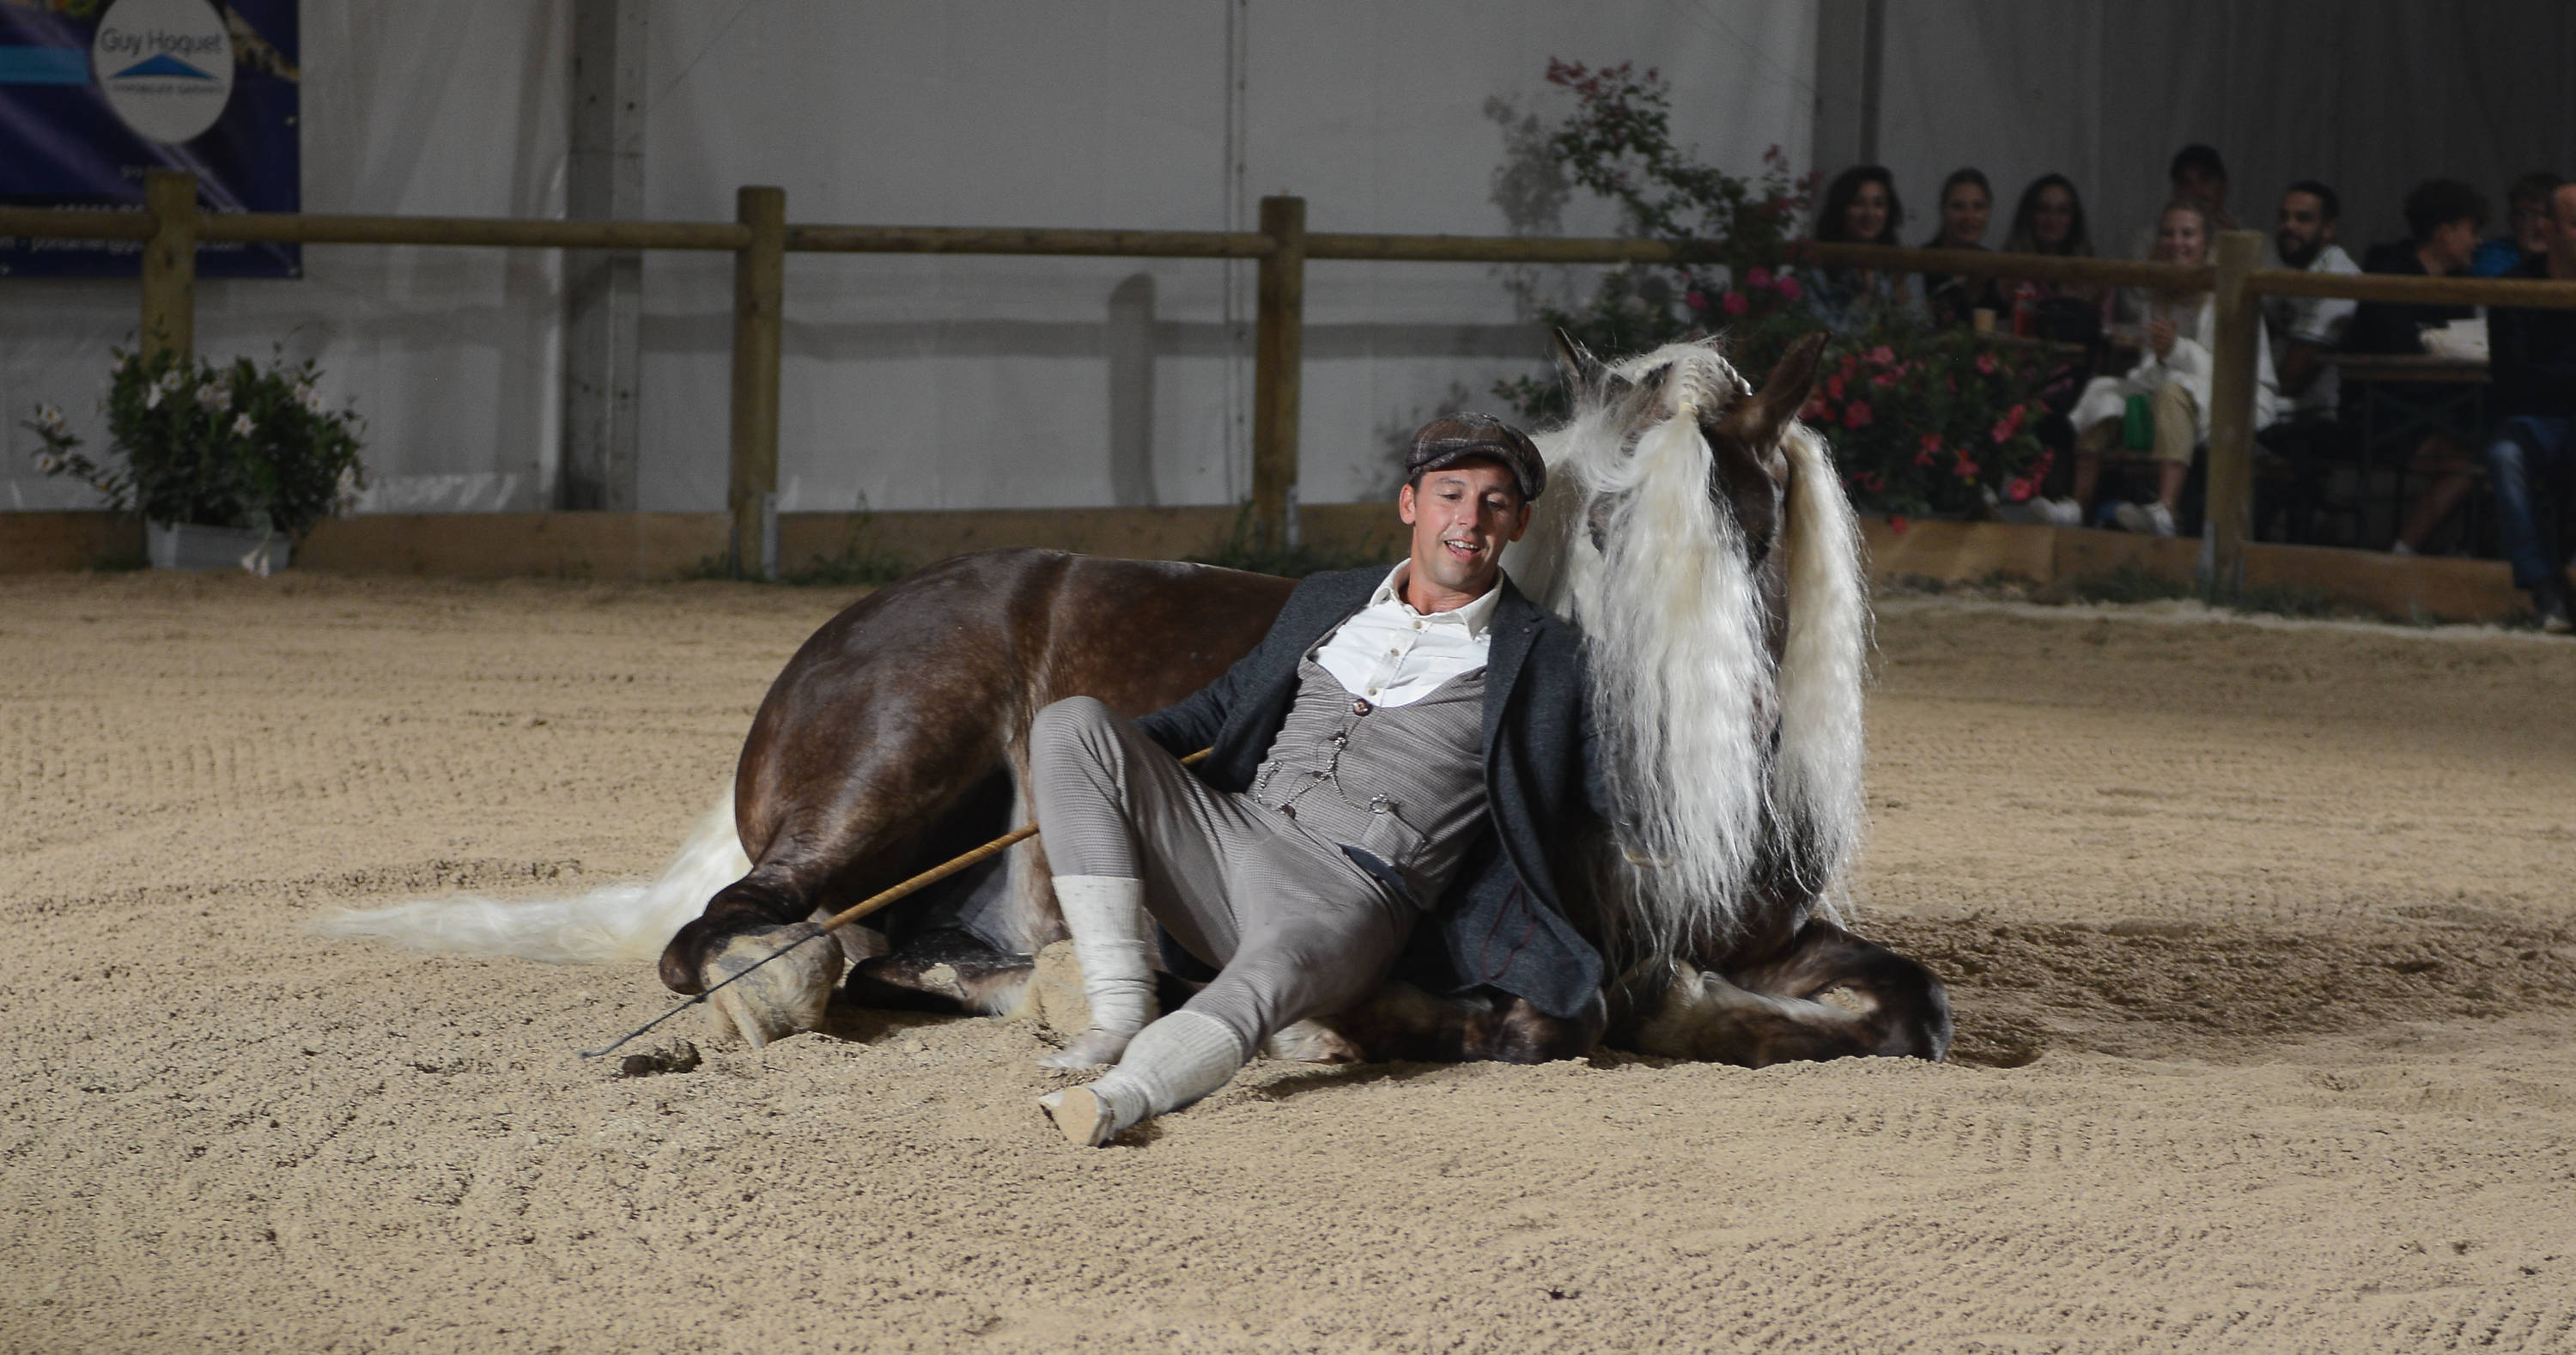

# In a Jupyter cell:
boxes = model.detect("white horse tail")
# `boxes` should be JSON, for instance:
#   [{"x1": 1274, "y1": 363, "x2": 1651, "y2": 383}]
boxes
[
  {"x1": 1772, "y1": 422, "x2": 1870, "y2": 908},
  {"x1": 313, "y1": 786, "x2": 749, "y2": 965}
]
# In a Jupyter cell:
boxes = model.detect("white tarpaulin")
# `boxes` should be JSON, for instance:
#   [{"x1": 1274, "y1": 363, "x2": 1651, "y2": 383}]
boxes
[
  {"x1": 21, "y1": 2, "x2": 2560, "y2": 519},
  {"x1": 3, "y1": 1, "x2": 1814, "y2": 514}
]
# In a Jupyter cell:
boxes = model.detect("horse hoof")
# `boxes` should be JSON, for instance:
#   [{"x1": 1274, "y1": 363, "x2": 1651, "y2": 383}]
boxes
[
  {"x1": 1039, "y1": 1027, "x2": 1134, "y2": 1070},
  {"x1": 702, "y1": 922, "x2": 844, "y2": 1048},
  {"x1": 1037, "y1": 1088, "x2": 1115, "y2": 1147}
]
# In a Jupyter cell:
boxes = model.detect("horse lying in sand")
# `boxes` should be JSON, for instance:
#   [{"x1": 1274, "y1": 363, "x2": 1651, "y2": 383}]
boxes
[{"x1": 332, "y1": 332, "x2": 1952, "y2": 1069}]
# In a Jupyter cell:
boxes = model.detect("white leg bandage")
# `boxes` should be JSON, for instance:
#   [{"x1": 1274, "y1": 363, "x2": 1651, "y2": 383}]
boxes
[
  {"x1": 1042, "y1": 875, "x2": 1158, "y2": 1069},
  {"x1": 1041, "y1": 1010, "x2": 1249, "y2": 1145}
]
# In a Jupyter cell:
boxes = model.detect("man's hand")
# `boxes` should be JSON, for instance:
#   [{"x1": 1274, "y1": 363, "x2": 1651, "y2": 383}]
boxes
[{"x1": 2279, "y1": 337, "x2": 2330, "y2": 399}]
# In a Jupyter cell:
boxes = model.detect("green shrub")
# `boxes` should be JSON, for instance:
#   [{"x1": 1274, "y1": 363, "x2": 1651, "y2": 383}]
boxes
[{"x1": 22, "y1": 344, "x2": 365, "y2": 543}]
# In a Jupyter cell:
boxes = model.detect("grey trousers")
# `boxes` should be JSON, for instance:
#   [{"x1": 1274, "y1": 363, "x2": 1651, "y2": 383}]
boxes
[{"x1": 1028, "y1": 696, "x2": 1414, "y2": 1053}]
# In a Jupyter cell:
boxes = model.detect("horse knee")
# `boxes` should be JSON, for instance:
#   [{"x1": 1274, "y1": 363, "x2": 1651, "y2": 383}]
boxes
[
  {"x1": 1619, "y1": 940, "x2": 1954, "y2": 1066},
  {"x1": 1489, "y1": 993, "x2": 1606, "y2": 1064},
  {"x1": 1797, "y1": 937, "x2": 1954, "y2": 1061},
  {"x1": 659, "y1": 876, "x2": 811, "y2": 993},
  {"x1": 1325, "y1": 983, "x2": 1601, "y2": 1065}
]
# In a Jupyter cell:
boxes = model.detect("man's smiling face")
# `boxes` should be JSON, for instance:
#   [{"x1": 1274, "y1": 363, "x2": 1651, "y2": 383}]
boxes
[{"x1": 1398, "y1": 459, "x2": 1529, "y2": 606}]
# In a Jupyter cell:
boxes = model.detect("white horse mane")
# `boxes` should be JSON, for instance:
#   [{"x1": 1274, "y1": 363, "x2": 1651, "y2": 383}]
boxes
[{"x1": 1508, "y1": 340, "x2": 1869, "y2": 960}]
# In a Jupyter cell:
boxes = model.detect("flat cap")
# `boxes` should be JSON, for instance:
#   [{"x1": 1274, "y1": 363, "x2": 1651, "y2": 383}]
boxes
[{"x1": 1404, "y1": 412, "x2": 1546, "y2": 502}]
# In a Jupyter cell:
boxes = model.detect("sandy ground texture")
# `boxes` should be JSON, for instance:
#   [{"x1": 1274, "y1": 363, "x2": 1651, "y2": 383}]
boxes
[{"x1": 4, "y1": 571, "x2": 2574, "y2": 1354}]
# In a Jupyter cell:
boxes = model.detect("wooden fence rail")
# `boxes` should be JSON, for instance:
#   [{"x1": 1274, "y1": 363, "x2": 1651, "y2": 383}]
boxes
[{"x1": 8, "y1": 173, "x2": 2576, "y2": 588}]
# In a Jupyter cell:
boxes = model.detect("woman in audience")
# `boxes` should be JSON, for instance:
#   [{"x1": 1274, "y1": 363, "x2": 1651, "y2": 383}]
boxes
[
  {"x1": 1920, "y1": 167, "x2": 2004, "y2": 328},
  {"x1": 1802, "y1": 165, "x2": 1920, "y2": 331},
  {"x1": 1984, "y1": 174, "x2": 2111, "y2": 522},
  {"x1": 2040, "y1": 199, "x2": 2279, "y2": 536},
  {"x1": 2002, "y1": 173, "x2": 2112, "y2": 327}
]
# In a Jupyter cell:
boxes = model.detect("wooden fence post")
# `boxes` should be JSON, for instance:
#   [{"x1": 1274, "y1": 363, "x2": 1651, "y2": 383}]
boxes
[
  {"x1": 141, "y1": 170, "x2": 198, "y2": 361},
  {"x1": 2202, "y1": 228, "x2": 2263, "y2": 594},
  {"x1": 1252, "y1": 195, "x2": 1306, "y2": 550},
  {"x1": 729, "y1": 185, "x2": 785, "y2": 580}
]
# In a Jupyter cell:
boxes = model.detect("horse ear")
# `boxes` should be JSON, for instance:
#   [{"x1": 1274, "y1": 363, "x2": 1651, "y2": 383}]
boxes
[
  {"x1": 1721, "y1": 331, "x2": 1829, "y2": 450},
  {"x1": 1552, "y1": 328, "x2": 1598, "y2": 403}
]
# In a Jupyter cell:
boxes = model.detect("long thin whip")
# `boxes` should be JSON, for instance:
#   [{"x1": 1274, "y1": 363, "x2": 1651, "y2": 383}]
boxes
[{"x1": 580, "y1": 746, "x2": 1212, "y2": 1059}]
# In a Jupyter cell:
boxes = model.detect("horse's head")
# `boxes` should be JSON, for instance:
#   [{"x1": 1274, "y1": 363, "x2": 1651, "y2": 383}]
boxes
[
  {"x1": 1526, "y1": 327, "x2": 1864, "y2": 962},
  {"x1": 1551, "y1": 330, "x2": 1827, "y2": 569}
]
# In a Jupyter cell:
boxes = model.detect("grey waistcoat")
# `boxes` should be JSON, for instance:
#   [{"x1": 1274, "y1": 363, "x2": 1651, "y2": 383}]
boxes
[{"x1": 1248, "y1": 655, "x2": 1489, "y2": 906}]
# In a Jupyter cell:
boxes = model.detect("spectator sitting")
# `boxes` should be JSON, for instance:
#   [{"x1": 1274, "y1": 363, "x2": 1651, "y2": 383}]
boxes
[
  {"x1": 2471, "y1": 172, "x2": 2562, "y2": 278},
  {"x1": 2482, "y1": 180, "x2": 2576, "y2": 632},
  {"x1": 1801, "y1": 164, "x2": 1922, "y2": 332},
  {"x1": 1920, "y1": 167, "x2": 2005, "y2": 328},
  {"x1": 1982, "y1": 173, "x2": 2109, "y2": 525},
  {"x1": 2000, "y1": 173, "x2": 2111, "y2": 338},
  {"x1": 2350, "y1": 178, "x2": 2488, "y2": 555},
  {"x1": 2259, "y1": 179, "x2": 2364, "y2": 543},
  {"x1": 2042, "y1": 199, "x2": 2281, "y2": 537}
]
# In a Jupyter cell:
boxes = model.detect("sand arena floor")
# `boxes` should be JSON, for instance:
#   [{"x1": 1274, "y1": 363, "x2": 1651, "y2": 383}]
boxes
[{"x1": 3, "y1": 570, "x2": 2573, "y2": 1353}]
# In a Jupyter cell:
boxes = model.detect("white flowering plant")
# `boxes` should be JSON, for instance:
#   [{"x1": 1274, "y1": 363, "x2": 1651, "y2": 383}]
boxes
[{"x1": 22, "y1": 345, "x2": 365, "y2": 542}]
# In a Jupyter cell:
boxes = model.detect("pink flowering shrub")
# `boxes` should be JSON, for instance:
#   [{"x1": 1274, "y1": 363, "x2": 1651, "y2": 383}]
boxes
[
  {"x1": 1488, "y1": 60, "x2": 2054, "y2": 517},
  {"x1": 1492, "y1": 62, "x2": 1818, "y2": 422},
  {"x1": 1753, "y1": 318, "x2": 2052, "y2": 517}
]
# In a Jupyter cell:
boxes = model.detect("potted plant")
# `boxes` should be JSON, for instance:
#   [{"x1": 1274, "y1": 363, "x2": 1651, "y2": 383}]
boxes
[{"x1": 22, "y1": 345, "x2": 365, "y2": 574}]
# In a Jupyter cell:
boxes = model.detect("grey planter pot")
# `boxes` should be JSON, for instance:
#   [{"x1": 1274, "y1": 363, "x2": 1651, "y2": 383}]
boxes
[{"x1": 147, "y1": 521, "x2": 293, "y2": 575}]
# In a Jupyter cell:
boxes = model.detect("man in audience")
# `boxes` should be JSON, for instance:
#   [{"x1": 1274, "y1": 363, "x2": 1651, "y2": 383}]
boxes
[
  {"x1": 2169, "y1": 143, "x2": 2237, "y2": 229},
  {"x1": 2350, "y1": 179, "x2": 2487, "y2": 555},
  {"x1": 2129, "y1": 144, "x2": 2244, "y2": 258},
  {"x1": 2483, "y1": 181, "x2": 2576, "y2": 632},
  {"x1": 2261, "y1": 181, "x2": 2363, "y2": 542},
  {"x1": 2473, "y1": 172, "x2": 2563, "y2": 278}
]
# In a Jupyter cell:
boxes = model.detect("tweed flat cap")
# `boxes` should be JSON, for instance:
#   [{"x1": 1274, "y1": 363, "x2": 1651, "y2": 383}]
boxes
[{"x1": 1404, "y1": 413, "x2": 1546, "y2": 501}]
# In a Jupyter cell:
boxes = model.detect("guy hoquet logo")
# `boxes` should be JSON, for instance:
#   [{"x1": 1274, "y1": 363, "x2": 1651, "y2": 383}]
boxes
[{"x1": 91, "y1": 0, "x2": 234, "y2": 144}]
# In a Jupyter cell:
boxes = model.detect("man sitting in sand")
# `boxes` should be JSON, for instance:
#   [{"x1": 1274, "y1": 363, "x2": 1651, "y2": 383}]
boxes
[{"x1": 1023, "y1": 414, "x2": 1607, "y2": 1145}]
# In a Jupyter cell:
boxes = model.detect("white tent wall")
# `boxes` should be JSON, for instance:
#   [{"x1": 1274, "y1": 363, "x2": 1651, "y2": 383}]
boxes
[
  {"x1": 1248, "y1": 3, "x2": 1814, "y2": 511},
  {"x1": 1866, "y1": 1, "x2": 2576, "y2": 264},
  {"x1": 14, "y1": 3, "x2": 2576, "y2": 524},
  {"x1": 0, "y1": 3, "x2": 570, "y2": 513},
  {"x1": 633, "y1": 0, "x2": 1814, "y2": 513},
  {"x1": 5, "y1": 0, "x2": 1812, "y2": 518}
]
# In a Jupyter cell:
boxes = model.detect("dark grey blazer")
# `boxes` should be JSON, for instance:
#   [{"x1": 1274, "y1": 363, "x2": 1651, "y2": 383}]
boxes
[{"x1": 1136, "y1": 566, "x2": 1610, "y2": 1018}]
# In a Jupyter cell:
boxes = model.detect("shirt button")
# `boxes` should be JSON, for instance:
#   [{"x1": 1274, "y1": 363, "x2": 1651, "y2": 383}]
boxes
[{"x1": 1352, "y1": 698, "x2": 1373, "y2": 715}]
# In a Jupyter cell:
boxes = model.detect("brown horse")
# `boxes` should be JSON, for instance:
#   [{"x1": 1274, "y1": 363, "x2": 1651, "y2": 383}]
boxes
[{"x1": 654, "y1": 332, "x2": 1953, "y2": 1069}]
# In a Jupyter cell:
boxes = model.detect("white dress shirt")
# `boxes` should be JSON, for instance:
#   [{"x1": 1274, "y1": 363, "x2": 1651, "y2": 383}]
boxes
[{"x1": 1311, "y1": 562, "x2": 1497, "y2": 707}]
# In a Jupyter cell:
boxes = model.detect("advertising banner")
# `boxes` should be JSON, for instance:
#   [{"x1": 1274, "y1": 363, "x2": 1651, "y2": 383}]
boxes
[{"x1": 0, "y1": 0, "x2": 299, "y2": 277}]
